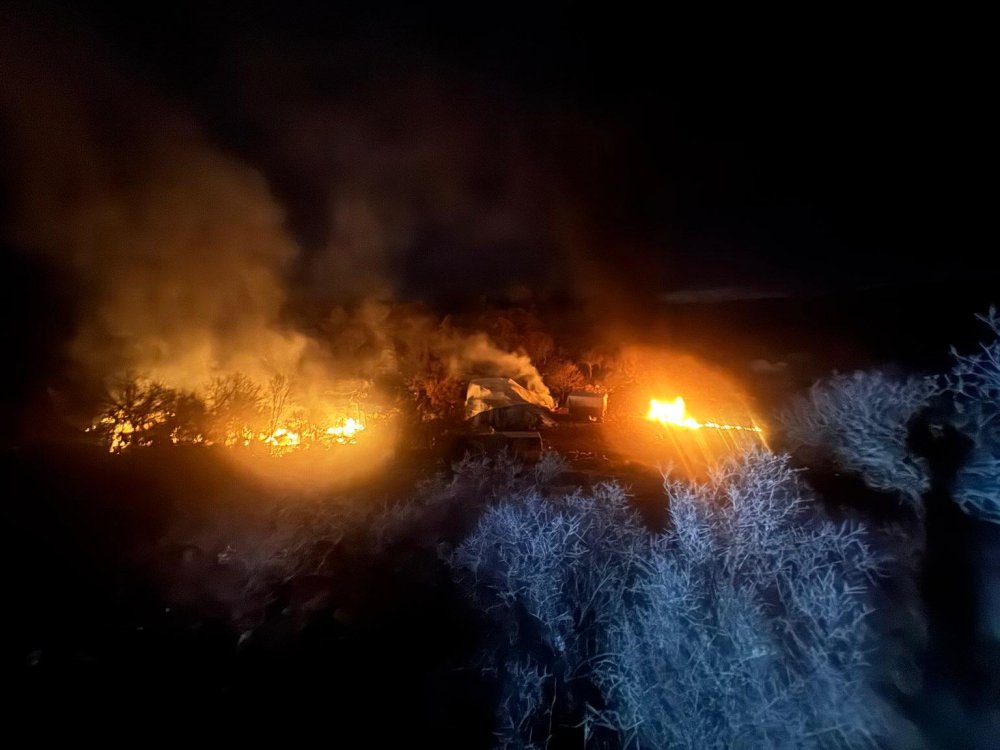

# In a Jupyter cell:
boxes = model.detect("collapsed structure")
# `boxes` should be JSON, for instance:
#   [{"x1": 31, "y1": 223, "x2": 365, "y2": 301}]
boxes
[
  {"x1": 457, "y1": 377, "x2": 557, "y2": 461},
  {"x1": 464, "y1": 377, "x2": 555, "y2": 419},
  {"x1": 464, "y1": 377, "x2": 556, "y2": 431}
]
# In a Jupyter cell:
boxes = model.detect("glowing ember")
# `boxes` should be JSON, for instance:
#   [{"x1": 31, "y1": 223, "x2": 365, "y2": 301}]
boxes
[{"x1": 646, "y1": 397, "x2": 762, "y2": 433}]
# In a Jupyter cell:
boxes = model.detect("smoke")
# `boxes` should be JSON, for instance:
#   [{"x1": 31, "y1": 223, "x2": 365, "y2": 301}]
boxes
[
  {"x1": 323, "y1": 300, "x2": 553, "y2": 404},
  {"x1": 221, "y1": 40, "x2": 581, "y2": 303},
  {"x1": 441, "y1": 333, "x2": 553, "y2": 404},
  {"x1": 0, "y1": 10, "x2": 558, "y2": 420},
  {"x1": 0, "y1": 10, "x2": 317, "y2": 392}
]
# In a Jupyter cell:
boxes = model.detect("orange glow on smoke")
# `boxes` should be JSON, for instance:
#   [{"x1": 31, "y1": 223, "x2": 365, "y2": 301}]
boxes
[{"x1": 646, "y1": 396, "x2": 762, "y2": 433}]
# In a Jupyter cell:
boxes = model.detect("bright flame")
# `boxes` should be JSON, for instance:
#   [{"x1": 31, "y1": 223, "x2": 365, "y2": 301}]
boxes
[
  {"x1": 646, "y1": 397, "x2": 762, "y2": 433},
  {"x1": 87, "y1": 408, "x2": 175, "y2": 453},
  {"x1": 261, "y1": 416, "x2": 366, "y2": 453},
  {"x1": 326, "y1": 417, "x2": 364, "y2": 440},
  {"x1": 263, "y1": 427, "x2": 301, "y2": 448},
  {"x1": 92, "y1": 408, "x2": 368, "y2": 455}
]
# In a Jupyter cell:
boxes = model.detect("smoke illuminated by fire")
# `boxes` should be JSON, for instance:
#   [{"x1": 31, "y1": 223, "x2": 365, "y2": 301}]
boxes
[
  {"x1": 646, "y1": 396, "x2": 763, "y2": 433},
  {"x1": 2, "y1": 15, "x2": 764, "y2": 481}
]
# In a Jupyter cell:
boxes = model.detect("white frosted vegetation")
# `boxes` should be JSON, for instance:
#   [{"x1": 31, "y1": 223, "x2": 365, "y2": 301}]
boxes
[{"x1": 452, "y1": 450, "x2": 896, "y2": 749}]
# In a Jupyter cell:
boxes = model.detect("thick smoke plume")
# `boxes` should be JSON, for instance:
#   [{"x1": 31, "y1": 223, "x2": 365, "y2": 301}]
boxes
[
  {"x1": 1, "y1": 13, "x2": 317, "y2": 394},
  {"x1": 442, "y1": 333, "x2": 553, "y2": 403},
  {"x1": 0, "y1": 13, "x2": 554, "y2": 421},
  {"x1": 323, "y1": 300, "x2": 553, "y2": 404},
  {"x1": 225, "y1": 44, "x2": 570, "y2": 303}
]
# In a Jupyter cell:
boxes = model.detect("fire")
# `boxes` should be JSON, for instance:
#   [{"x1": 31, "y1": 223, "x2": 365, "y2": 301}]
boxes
[
  {"x1": 89, "y1": 373, "x2": 373, "y2": 455},
  {"x1": 646, "y1": 396, "x2": 762, "y2": 433},
  {"x1": 326, "y1": 417, "x2": 365, "y2": 442},
  {"x1": 263, "y1": 427, "x2": 300, "y2": 449},
  {"x1": 93, "y1": 415, "x2": 368, "y2": 454},
  {"x1": 262, "y1": 416, "x2": 365, "y2": 451}
]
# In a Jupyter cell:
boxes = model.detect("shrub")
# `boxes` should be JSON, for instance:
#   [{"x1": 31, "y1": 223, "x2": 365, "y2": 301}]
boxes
[
  {"x1": 204, "y1": 372, "x2": 269, "y2": 444},
  {"x1": 405, "y1": 371, "x2": 466, "y2": 422},
  {"x1": 593, "y1": 451, "x2": 892, "y2": 749},
  {"x1": 451, "y1": 450, "x2": 897, "y2": 749},
  {"x1": 452, "y1": 479, "x2": 648, "y2": 748},
  {"x1": 777, "y1": 308, "x2": 1000, "y2": 525},
  {"x1": 369, "y1": 450, "x2": 567, "y2": 554},
  {"x1": 779, "y1": 371, "x2": 938, "y2": 500},
  {"x1": 211, "y1": 500, "x2": 352, "y2": 626},
  {"x1": 543, "y1": 359, "x2": 586, "y2": 405},
  {"x1": 945, "y1": 307, "x2": 1000, "y2": 524},
  {"x1": 93, "y1": 373, "x2": 207, "y2": 451}
]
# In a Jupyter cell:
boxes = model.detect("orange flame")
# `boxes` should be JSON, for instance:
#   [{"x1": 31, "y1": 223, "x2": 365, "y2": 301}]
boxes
[
  {"x1": 646, "y1": 396, "x2": 762, "y2": 433},
  {"x1": 92, "y1": 412, "x2": 367, "y2": 454},
  {"x1": 260, "y1": 416, "x2": 366, "y2": 452}
]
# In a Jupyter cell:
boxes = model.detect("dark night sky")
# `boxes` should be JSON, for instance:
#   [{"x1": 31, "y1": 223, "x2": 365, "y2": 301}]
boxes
[{"x1": 2, "y1": 2, "x2": 995, "y2": 303}]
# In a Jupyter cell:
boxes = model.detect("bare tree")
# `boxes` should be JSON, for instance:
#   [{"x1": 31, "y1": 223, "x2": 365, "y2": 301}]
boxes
[
  {"x1": 206, "y1": 372, "x2": 265, "y2": 445},
  {"x1": 405, "y1": 369, "x2": 466, "y2": 422},
  {"x1": 94, "y1": 372, "x2": 177, "y2": 451},
  {"x1": 264, "y1": 373, "x2": 294, "y2": 436},
  {"x1": 523, "y1": 330, "x2": 556, "y2": 368},
  {"x1": 543, "y1": 359, "x2": 586, "y2": 406},
  {"x1": 169, "y1": 389, "x2": 209, "y2": 445},
  {"x1": 579, "y1": 347, "x2": 606, "y2": 381}
]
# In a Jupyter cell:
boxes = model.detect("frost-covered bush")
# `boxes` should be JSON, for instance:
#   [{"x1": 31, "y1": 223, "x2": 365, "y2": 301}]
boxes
[
  {"x1": 593, "y1": 451, "x2": 892, "y2": 750},
  {"x1": 370, "y1": 450, "x2": 568, "y2": 553},
  {"x1": 780, "y1": 371, "x2": 938, "y2": 499},
  {"x1": 777, "y1": 308, "x2": 1000, "y2": 524},
  {"x1": 450, "y1": 450, "x2": 562, "y2": 503},
  {"x1": 945, "y1": 307, "x2": 1000, "y2": 523},
  {"x1": 452, "y1": 450, "x2": 896, "y2": 749},
  {"x1": 451, "y1": 479, "x2": 650, "y2": 748},
  {"x1": 532, "y1": 450, "x2": 569, "y2": 486}
]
